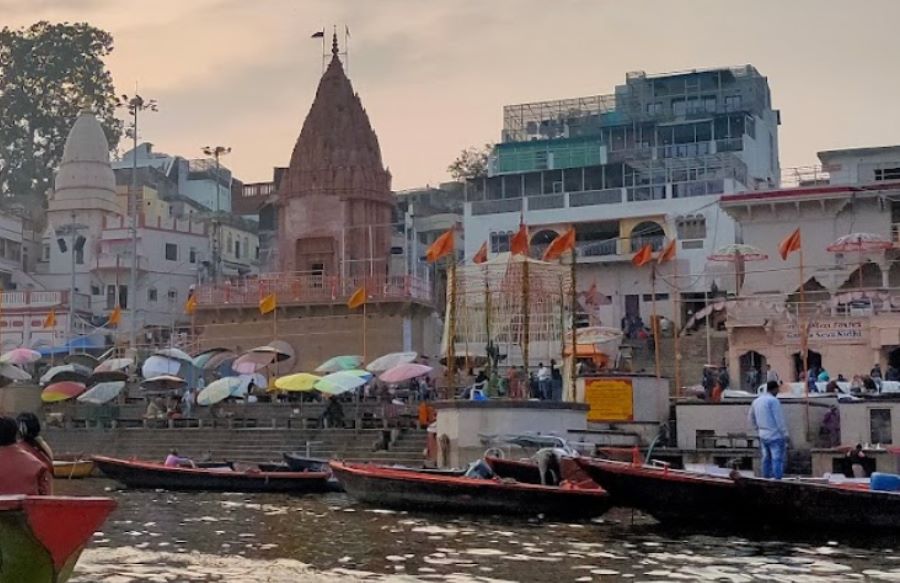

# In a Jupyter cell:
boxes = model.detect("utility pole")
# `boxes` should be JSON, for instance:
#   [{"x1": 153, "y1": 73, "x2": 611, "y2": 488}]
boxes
[
  {"x1": 201, "y1": 146, "x2": 231, "y2": 282},
  {"x1": 121, "y1": 93, "x2": 157, "y2": 353}
]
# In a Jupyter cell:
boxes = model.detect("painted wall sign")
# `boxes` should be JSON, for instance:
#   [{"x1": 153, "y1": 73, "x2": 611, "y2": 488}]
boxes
[{"x1": 584, "y1": 377, "x2": 634, "y2": 422}]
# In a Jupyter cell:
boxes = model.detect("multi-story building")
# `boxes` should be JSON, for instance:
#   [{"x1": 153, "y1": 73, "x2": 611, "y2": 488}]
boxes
[
  {"x1": 464, "y1": 65, "x2": 780, "y2": 329},
  {"x1": 721, "y1": 145, "x2": 900, "y2": 387}
]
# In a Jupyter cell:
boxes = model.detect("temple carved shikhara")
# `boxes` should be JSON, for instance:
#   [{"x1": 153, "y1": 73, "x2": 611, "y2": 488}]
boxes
[
  {"x1": 275, "y1": 35, "x2": 394, "y2": 278},
  {"x1": 194, "y1": 34, "x2": 436, "y2": 368}
]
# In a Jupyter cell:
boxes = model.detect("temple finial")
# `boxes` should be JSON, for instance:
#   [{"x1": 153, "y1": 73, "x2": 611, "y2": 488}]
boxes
[{"x1": 332, "y1": 28, "x2": 339, "y2": 57}]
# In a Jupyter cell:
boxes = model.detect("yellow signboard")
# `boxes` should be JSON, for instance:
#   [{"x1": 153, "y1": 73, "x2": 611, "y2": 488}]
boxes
[{"x1": 584, "y1": 378, "x2": 634, "y2": 422}]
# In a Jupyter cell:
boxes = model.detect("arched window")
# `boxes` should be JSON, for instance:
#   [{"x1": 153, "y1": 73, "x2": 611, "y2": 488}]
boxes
[{"x1": 630, "y1": 221, "x2": 665, "y2": 252}]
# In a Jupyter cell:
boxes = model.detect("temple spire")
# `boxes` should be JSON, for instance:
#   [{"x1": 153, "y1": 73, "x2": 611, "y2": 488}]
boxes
[{"x1": 332, "y1": 29, "x2": 339, "y2": 57}]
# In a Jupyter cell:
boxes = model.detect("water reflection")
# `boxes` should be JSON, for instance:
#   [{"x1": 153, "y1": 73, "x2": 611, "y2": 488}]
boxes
[{"x1": 58, "y1": 480, "x2": 900, "y2": 582}]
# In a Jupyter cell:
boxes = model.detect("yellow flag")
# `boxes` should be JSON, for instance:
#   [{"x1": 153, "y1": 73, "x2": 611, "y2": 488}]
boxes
[
  {"x1": 109, "y1": 305, "x2": 122, "y2": 326},
  {"x1": 43, "y1": 308, "x2": 57, "y2": 329},
  {"x1": 347, "y1": 286, "x2": 366, "y2": 310},
  {"x1": 185, "y1": 294, "x2": 197, "y2": 315},
  {"x1": 259, "y1": 293, "x2": 277, "y2": 315}
]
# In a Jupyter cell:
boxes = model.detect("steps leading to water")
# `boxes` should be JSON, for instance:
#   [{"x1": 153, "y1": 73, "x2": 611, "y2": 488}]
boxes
[{"x1": 46, "y1": 427, "x2": 428, "y2": 467}]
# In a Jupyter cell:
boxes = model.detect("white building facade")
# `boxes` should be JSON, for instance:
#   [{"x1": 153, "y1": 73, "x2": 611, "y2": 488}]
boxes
[{"x1": 463, "y1": 65, "x2": 781, "y2": 329}]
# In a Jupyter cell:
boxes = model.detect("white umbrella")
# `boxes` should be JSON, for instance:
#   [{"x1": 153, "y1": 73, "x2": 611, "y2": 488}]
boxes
[
  {"x1": 142, "y1": 355, "x2": 182, "y2": 378},
  {"x1": 314, "y1": 371, "x2": 367, "y2": 395},
  {"x1": 366, "y1": 351, "x2": 418, "y2": 373},
  {"x1": 40, "y1": 364, "x2": 90, "y2": 386},
  {"x1": 0, "y1": 363, "x2": 32, "y2": 382},
  {"x1": 155, "y1": 347, "x2": 192, "y2": 362},
  {"x1": 77, "y1": 381, "x2": 126, "y2": 405},
  {"x1": 94, "y1": 358, "x2": 134, "y2": 373},
  {"x1": 197, "y1": 377, "x2": 244, "y2": 406}
]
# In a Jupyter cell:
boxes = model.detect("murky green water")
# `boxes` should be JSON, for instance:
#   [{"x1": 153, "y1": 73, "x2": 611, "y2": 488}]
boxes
[{"x1": 58, "y1": 479, "x2": 900, "y2": 582}]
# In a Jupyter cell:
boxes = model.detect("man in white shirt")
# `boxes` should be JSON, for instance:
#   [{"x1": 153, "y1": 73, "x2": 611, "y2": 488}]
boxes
[
  {"x1": 536, "y1": 363, "x2": 551, "y2": 400},
  {"x1": 748, "y1": 380, "x2": 789, "y2": 479}
]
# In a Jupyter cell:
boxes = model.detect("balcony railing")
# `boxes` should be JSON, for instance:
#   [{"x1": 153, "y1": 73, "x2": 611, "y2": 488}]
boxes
[
  {"x1": 578, "y1": 239, "x2": 619, "y2": 257},
  {"x1": 630, "y1": 235, "x2": 665, "y2": 253},
  {"x1": 0, "y1": 290, "x2": 90, "y2": 312},
  {"x1": 195, "y1": 273, "x2": 433, "y2": 307}
]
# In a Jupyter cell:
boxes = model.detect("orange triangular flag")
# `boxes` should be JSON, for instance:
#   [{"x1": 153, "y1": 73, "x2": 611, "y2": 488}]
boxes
[
  {"x1": 43, "y1": 308, "x2": 56, "y2": 329},
  {"x1": 347, "y1": 286, "x2": 366, "y2": 310},
  {"x1": 510, "y1": 220, "x2": 529, "y2": 256},
  {"x1": 108, "y1": 305, "x2": 122, "y2": 327},
  {"x1": 657, "y1": 239, "x2": 676, "y2": 265},
  {"x1": 426, "y1": 228, "x2": 455, "y2": 263},
  {"x1": 779, "y1": 228, "x2": 802, "y2": 260},
  {"x1": 184, "y1": 294, "x2": 197, "y2": 315},
  {"x1": 632, "y1": 244, "x2": 653, "y2": 267},
  {"x1": 259, "y1": 293, "x2": 277, "y2": 315},
  {"x1": 473, "y1": 241, "x2": 488, "y2": 264},
  {"x1": 542, "y1": 227, "x2": 576, "y2": 261}
]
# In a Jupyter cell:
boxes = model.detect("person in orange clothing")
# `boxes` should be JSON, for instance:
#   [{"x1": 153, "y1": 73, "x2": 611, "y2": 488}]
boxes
[{"x1": 0, "y1": 416, "x2": 51, "y2": 495}]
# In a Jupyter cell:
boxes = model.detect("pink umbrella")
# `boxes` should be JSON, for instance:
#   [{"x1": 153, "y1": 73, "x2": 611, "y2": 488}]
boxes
[
  {"x1": 233, "y1": 345, "x2": 292, "y2": 374},
  {"x1": 0, "y1": 347, "x2": 41, "y2": 366},
  {"x1": 827, "y1": 232, "x2": 893, "y2": 288},
  {"x1": 379, "y1": 363, "x2": 433, "y2": 384}
]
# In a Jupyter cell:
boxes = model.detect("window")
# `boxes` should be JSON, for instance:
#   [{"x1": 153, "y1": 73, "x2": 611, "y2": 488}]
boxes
[
  {"x1": 641, "y1": 293, "x2": 669, "y2": 301},
  {"x1": 871, "y1": 409, "x2": 893, "y2": 445},
  {"x1": 676, "y1": 215, "x2": 707, "y2": 240},
  {"x1": 490, "y1": 231, "x2": 513, "y2": 253},
  {"x1": 167, "y1": 288, "x2": 178, "y2": 302},
  {"x1": 147, "y1": 288, "x2": 158, "y2": 302},
  {"x1": 234, "y1": 240, "x2": 241, "y2": 259},
  {"x1": 875, "y1": 167, "x2": 900, "y2": 181},
  {"x1": 107, "y1": 285, "x2": 127, "y2": 309},
  {"x1": 189, "y1": 247, "x2": 196, "y2": 264},
  {"x1": 90, "y1": 285, "x2": 101, "y2": 296},
  {"x1": 646, "y1": 102, "x2": 662, "y2": 115},
  {"x1": 119, "y1": 285, "x2": 128, "y2": 309},
  {"x1": 165, "y1": 243, "x2": 178, "y2": 261},
  {"x1": 75, "y1": 247, "x2": 84, "y2": 265},
  {"x1": 42, "y1": 244, "x2": 50, "y2": 261},
  {"x1": 226, "y1": 234, "x2": 233, "y2": 256},
  {"x1": 243, "y1": 237, "x2": 249, "y2": 259},
  {"x1": 724, "y1": 95, "x2": 742, "y2": 111},
  {"x1": 255, "y1": 246, "x2": 260, "y2": 260}
]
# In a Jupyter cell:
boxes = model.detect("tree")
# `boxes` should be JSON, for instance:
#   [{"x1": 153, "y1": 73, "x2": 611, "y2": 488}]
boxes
[
  {"x1": 0, "y1": 21, "x2": 122, "y2": 200},
  {"x1": 447, "y1": 143, "x2": 492, "y2": 181}
]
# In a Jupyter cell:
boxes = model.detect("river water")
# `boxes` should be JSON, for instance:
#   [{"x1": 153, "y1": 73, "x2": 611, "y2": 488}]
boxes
[{"x1": 58, "y1": 479, "x2": 900, "y2": 582}]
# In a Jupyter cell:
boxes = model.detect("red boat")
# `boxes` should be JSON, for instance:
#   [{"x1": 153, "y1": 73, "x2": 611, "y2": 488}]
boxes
[
  {"x1": 330, "y1": 460, "x2": 612, "y2": 519},
  {"x1": 94, "y1": 456, "x2": 331, "y2": 493},
  {"x1": 0, "y1": 495, "x2": 116, "y2": 583}
]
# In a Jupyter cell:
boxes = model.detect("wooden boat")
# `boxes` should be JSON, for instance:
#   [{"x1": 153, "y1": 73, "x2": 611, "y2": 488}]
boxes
[
  {"x1": 93, "y1": 456, "x2": 331, "y2": 493},
  {"x1": 53, "y1": 459, "x2": 95, "y2": 480},
  {"x1": 574, "y1": 457, "x2": 750, "y2": 525},
  {"x1": 732, "y1": 474, "x2": 900, "y2": 530},
  {"x1": 0, "y1": 495, "x2": 115, "y2": 583},
  {"x1": 485, "y1": 456, "x2": 543, "y2": 484},
  {"x1": 330, "y1": 460, "x2": 612, "y2": 519}
]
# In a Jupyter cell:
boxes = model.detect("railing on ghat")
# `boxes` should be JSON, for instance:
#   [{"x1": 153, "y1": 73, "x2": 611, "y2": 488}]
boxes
[{"x1": 194, "y1": 273, "x2": 433, "y2": 307}]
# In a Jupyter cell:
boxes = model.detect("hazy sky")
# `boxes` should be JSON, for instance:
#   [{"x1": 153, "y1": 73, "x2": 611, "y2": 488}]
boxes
[{"x1": 6, "y1": 0, "x2": 900, "y2": 190}]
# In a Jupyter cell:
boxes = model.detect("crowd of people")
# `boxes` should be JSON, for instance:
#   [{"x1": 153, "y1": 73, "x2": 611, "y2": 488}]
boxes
[{"x1": 0, "y1": 413, "x2": 53, "y2": 495}]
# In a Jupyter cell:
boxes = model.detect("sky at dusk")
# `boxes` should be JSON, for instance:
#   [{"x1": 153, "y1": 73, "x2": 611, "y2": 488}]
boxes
[{"x1": 5, "y1": 0, "x2": 900, "y2": 190}]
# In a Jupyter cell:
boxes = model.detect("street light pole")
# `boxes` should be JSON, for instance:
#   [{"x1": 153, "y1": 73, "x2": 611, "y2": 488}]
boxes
[
  {"x1": 121, "y1": 93, "x2": 157, "y2": 353},
  {"x1": 201, "y1": 146, "x2": 231, "y2": 282}
]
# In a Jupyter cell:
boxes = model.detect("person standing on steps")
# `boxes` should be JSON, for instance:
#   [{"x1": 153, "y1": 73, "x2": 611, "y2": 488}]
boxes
[{"x1": 748, "y1": 380, "x2": 789, "y2": 479}]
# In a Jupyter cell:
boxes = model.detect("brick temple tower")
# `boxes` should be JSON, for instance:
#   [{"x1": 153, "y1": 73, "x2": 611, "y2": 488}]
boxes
[{"x1": 275, "y1": 33, "x2": 394, "y2": 278}]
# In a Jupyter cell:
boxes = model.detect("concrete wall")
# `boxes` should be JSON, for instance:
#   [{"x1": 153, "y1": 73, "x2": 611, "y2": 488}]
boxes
[
  {"x1": 675, "y1": 398, "x2": 836, "y2": 450},
  {"x1": 433, "y1": 401, "x2": 588, "y2": 467},
  {"x1": 839, "y1": 400, "x2": 900, "y2": 447}
]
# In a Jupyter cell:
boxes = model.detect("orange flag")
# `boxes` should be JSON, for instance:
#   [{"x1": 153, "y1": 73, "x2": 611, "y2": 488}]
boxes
[
  {"x1": 632, "y1": 244, "x2": 653, "y2": 267},
  {"x1": 108, "y1": 305, "x2": 122, "y2": 326},
  {"x1": 510, "y1": 220, "x2": 529, "y2": 256},
  {"x1": 347, "y1": 286, "x2": 366, "y2": 309},
  {"x1": 779, "y1": 228, "x2": 802, "y2": 260},
  {"x1": 184, "y1": 294, "x2": 197, "y2": 315},
  {"x1": 542, "y1": 227, "x2": 576, "y2": 261},
  {"x1": 657, "y1": 239, "x2": 676, "y2": 265},
  {"x1": 472, "y1": 241, "x2": 488, "y2": 264},
  {"x1": 426, "y1": 228, "x2": 455, "y2": 263},
  {"x1": 258, "y1": 293, "x2": 277, "y2": 315},
  {"x1": 43, "y1": 308, "x2": 56, "y2": 329}
]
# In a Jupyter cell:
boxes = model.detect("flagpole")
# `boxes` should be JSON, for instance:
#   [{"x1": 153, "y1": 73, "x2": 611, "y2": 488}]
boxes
[
  {"x1": 484, "y1": 266, "x2": 491, "y2": 378},
  {"x1": 362, "y1": 299, "x2": 368, "y2": 364},
  {"x1": 522, "y1": 255, "x2": 530, "y2": 380},
  {"x1": 273, "y1": 301, "x2": 278, "y2": 340},
  {"x1": 570, "y1": 248, "x2": 577, "y2": 401},
  {"x1": 672, "y1": 257, "x2": 682, "y2": 396},
  {"x1": 651, "y1": 263, "x2": 661, "y2": 379},
  {"x1": 799, "y1": 238, "x2": 810, "y2": 435},
  {"x1": 446, "y1": 254, "x2": 457, "y2": 399}
]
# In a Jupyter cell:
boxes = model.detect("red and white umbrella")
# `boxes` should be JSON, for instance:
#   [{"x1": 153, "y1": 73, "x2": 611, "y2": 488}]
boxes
[
  {"x1": 379, "y1": 363, "x2": 433, "y2": 384},
  {"x1": 708, "y1": 244, "x2": 768, "y2": 294},
  {"x1": 826, "y1": 232, "x2": 893, "y2": 253}
]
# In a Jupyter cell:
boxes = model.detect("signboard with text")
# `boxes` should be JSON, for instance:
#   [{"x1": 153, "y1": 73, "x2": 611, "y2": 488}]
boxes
[
  {"x1": 784, "y1": 319, "x2": 866, "y2": 344},
  {"x1": 584, "y1": 378, "x2": 634, "y2": 422}
]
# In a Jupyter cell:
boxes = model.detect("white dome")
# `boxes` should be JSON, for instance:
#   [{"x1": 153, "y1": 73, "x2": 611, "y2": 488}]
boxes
[{"x1": 53, "y1": 111, "x2": 117, "y2": 202}]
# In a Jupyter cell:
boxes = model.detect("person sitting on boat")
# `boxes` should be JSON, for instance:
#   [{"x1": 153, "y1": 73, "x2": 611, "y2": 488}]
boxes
[
  {"x1": 0, "y1": 416, "x2": 51, "y2": 495},
  {"x1": 16, "y1": 412, "x2": 53, "y2": 472},
  {"x1": 748, "y1": 381, "x2": 789, "y2": 480},
  {"x1": 164, "y1": 449, "x2": 195, "y2": 468},
  {"x1": 464, "y1": 458, "x2": 495, "y2": 480}
]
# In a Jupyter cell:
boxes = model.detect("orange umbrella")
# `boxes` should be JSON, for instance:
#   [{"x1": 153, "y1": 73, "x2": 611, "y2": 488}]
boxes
[{"x1": 41, "y1": 381, "x2": 87, "y2": 403}]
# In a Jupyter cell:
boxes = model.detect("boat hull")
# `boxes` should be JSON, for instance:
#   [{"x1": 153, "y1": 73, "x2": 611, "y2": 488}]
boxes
[
  {"x1": 331, "y1": 461, "x2": 611, "y2": 519},
  {"x1": 282, "y1": 453, "x2": 331, "y2": 473},
  {"x1": 575, "y1": 458, "x2": 751, "y2": 525},
  {"x1": 0, "y1": 495, "x2": 115, "y2": 583},
  {"x1": 53, "y1": 460, "x2": 95, "y2": 480},
  {"x1": 93, "y1": 456, "x2": 330, "y2": 493}
]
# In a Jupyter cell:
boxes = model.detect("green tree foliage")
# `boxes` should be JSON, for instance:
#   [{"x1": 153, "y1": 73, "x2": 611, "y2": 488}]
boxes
[
  {"x1": 0, "y1": 21, "x2": 122, "y2": 200},
  {"x1": 447, "y1": 143, "x2": 492, "y2": 181}
]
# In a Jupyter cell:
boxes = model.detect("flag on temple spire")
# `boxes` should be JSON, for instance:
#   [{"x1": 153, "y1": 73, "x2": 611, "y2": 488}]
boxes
[
  {"x1": 510, "y1": 217, "x2": 529, "y2": 256},
  {"x1": 632, "y1": 244, "x2": 653, "y2": 267},
  {"x1": 473, "y1": 241, "x2": 488, "y2": 264},
  {"x1": 542, "y1": 227, "x2": 576, "y2": 261},
  {"x1": 426, "y1": 228, "x2": 455, "y2": 263},
  {"x1": 779, "y1": 228, "x2": 802, "y2": 260},
  {"x1": 311, "y1": 30, "x2": 325, "y2": 38},
  {"x1": 657, "y1": 239, "x2": 677, "y2": 264}
]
